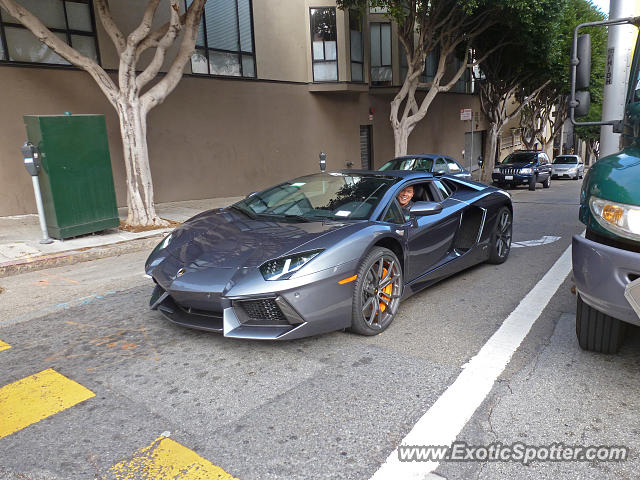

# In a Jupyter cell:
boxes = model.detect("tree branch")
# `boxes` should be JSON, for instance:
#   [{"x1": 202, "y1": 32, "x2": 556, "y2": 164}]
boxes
[
  {"x1": 141, "y1": 0, "x2": 206, "y2": 113},
  {"x1": 136, "y1": 0, "x2": 183, "y2": 91},
  {"x1": 127, "y1": 0, "x2": 162, "y2": 47},
  {"x1": 94, "y1": 0, "x2": 125, "y2": 54},
  {"x1": 0, "y1": 0, "x2": 118, "y2": 106}
]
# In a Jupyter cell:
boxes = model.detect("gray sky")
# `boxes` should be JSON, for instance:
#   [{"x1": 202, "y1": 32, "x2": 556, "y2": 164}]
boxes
[{"x1": 590, "y1": 0, "x2": 610, "y2": 15}]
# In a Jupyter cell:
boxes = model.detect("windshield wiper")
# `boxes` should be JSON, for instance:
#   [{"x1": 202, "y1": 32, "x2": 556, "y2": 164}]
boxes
[{"x1": 229, "y1": 204, "x2": 256, "y2": 219}]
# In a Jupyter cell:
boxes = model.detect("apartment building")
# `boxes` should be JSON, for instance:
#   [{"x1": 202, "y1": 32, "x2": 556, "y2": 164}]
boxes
[{"x1": 0, "y1": 0, "x2": 487, "y2": 216}]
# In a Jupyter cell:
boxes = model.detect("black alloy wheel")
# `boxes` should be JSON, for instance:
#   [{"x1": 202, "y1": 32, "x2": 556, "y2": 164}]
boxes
[
  {"x1": 350, "y1": 247, "x2": 403, "y2": 335},
  {"x1": 488, "y1": 207, "x2": 512, "y2": 264}
]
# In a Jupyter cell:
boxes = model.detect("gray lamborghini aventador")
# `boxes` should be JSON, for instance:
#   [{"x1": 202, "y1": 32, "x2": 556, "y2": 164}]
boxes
[{"x1": 145, "y1": 170, "x2": 513, "y2": 340}]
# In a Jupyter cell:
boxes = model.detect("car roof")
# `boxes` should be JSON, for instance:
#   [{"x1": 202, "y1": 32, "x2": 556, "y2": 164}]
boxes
[
  {"x1": 390, "y1": 154, "x2": 455, "y2": 161},
  {"x1": 340, "y1": 169, "x2": 434, "y2": 180}
]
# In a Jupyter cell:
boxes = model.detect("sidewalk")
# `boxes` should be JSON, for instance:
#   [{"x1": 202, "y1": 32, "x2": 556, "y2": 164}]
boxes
[{"x1": 0, "y1": 196, "x2": 243, "y2": 277}]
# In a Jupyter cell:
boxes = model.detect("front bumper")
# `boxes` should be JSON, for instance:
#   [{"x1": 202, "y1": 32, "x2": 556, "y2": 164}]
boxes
[
  {"x1": 552, "y1": 169, "x2": 578, "y2": 178},
  {"x1": 492, "y1": 173, "x2": 532, "y2": 185},
  {"x1": 572, "y1": 234, "x2": 640, "y2": 325},
  {"x1": 149, "y1": 260, "x2": 358, "y2": 340}
]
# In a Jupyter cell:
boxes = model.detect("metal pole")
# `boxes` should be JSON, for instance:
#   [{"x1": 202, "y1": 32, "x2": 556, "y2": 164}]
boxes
[
  {"x1": 470, "y1": 118, "x2": 474, "y2": 174},
  {"x1": 600, "y1": 0, "x2": 638, "y2": 157},
  {"x1": 31, "y1": 176, "x2": 53, "y2": 244}
]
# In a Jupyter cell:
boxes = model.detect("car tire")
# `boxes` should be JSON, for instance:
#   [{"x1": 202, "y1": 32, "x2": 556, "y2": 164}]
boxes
[
  {"x1": 576, "y1": 294, "x2": 626, "y2": 353},
  {"x1": 543, "y1": 175, "x2": 551, "y2": 188},
  {"x1": 528, "y1": 177, "x2": 536, "y2": 191},
  {"x1": 487, "y1": 206, "x2": 512, "y2": 264},
  {"x1": 349, "y1": 247, "x2": 403, "y2": 336}
]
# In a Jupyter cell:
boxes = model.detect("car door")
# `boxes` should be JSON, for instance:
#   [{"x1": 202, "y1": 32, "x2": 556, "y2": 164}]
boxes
[
  {"x1": 540, "y1": 153, "x2": 551, "y2": 179},
  {"x1": 433, "y1": 157, "x2": 449, "y2": 175},
  {"x1": 405, "y1": 181, "x2": 463, "y2": 282}
]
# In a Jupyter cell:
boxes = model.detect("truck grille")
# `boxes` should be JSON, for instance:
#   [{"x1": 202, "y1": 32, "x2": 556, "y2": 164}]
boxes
[{"x1": 500, "y1": 168, "x2": 519, "y2": 175}]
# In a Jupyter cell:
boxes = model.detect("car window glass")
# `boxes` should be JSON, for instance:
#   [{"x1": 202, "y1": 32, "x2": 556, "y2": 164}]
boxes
[
  {"x1": 501, "y1": 152, "x2": 536, "y2": 164},
  {"x1": 434, "y1": 180, "x2": 452, "y2": 199},
  {"x1": 416, "y1": 158, "x2": 434, "y2": 171},
  {"x1": 241, "y1": 173, "x2": 399, "y2": 220},
  {"x1": 382, "y1": 199, "x2": 405, "y2": 224},
  {"x1": 434, "y1": 158, "x2": 448, "y2": 173},
  {"x1": 446, "y1": 159, "x2": 461, "y2": 172},
  {"x1": 406, "y1": 181, "x2": 437, "y2": 202}
]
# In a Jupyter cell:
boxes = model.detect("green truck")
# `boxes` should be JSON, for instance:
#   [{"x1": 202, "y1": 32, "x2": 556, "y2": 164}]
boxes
[{"x1": 571, "y1": 16, "x2": 640, "y2": 353}]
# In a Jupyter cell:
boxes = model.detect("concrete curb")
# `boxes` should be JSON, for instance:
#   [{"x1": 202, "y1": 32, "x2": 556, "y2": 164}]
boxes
[{"x1": 0, "y1": 233, "x2": 164, "y2": 278}]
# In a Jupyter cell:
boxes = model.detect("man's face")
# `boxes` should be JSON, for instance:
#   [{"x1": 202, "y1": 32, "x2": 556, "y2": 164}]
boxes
[{"x1": 397, "y1": 185, "x2": 414, "y2": 207}]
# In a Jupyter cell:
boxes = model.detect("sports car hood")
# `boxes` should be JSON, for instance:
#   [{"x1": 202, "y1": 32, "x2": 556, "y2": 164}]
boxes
[{"x1": 163, "y1": 208, "x2": 350, "y2": 269}]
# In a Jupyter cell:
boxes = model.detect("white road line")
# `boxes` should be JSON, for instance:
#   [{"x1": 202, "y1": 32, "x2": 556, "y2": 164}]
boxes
[
  {"x1": 512, "y1": 235, "x2": 561, "y2": 248},
  {"x1": 371, "y1": 244, "x2": 574, "y2": 480}
]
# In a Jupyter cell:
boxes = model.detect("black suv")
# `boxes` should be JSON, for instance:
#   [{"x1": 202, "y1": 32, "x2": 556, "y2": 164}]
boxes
[{"x1": 492, "y1": 150, "x2": 552, "y2": 190}]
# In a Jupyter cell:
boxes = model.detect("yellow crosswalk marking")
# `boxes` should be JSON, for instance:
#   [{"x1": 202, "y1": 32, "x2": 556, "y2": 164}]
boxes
[
  {"x1": 110, "y1": 436, "x2": 239, "y2": 480},
  {"x1": 0, "y1": 340, "x2": 10, "y2": 352},
  {"x1": 0, "y1": 368, "x2": 95, "y2": 439}
]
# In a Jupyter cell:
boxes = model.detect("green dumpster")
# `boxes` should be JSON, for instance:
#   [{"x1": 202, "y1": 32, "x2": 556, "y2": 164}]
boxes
[{"x1": 23, "y1": 114, "x2": 120, "y2": 239}]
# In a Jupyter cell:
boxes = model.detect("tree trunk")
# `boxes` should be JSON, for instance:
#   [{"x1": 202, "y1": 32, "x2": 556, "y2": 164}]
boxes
[
  {"x1": 116, "y1": 98, "x2": 164, "y2": 226},
  {"x1": 480, "y1": 123, "x2": 499, "y2": 183},
  {"x1": 393, "y1": 121, "x2": 410, "y2": 157}
]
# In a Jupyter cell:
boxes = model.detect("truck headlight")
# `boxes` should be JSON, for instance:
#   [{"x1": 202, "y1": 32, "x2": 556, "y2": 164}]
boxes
[
  {"x1": 260, "y1": 249, "x2": 324, "y2": 280},
  {"x1": 590, "y1": 197, "x2": 640, "y2": 241},
  {"x1": 492, "y1": 168, "x2": 500, "y2": 174},
  {"x1": 519, "y1": 168, "x2": 533, "y2": 174}
]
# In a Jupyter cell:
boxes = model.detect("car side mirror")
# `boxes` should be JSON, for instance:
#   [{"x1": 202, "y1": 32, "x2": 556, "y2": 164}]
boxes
[
  {"x1": 434, "y1": 170, "x2": 447, "y2": 176},
  {"x1": 410, "y1": 201, "x2": 443, "y2": 216}
]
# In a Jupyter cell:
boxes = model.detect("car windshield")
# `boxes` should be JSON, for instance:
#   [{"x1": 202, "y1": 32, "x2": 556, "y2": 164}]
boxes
[
  {"x1": 500, "y1": 152, "x2": 537, "y2": 164},
  {"x1": 379, "y1": 157, "x2": 434, "y2": 171},
  {"x1": 234, "y1": 173, "x2": 399, "y2": 221},
  {"x1": 553, "y1": 156, "x2": 578, "y2": 164}
]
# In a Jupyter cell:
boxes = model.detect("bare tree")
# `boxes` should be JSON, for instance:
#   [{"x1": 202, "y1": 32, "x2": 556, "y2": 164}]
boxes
[
  {"x1": 0, "y1": 0, "x2": 207, "y2": 226},
  {"x1": 477, "y1": 77, "x2": 549, "y2": 182},
  {"x1": 520, "y1": 91, "x2": 567, "y2": 151},
  {"x1": 339, "y1": 0, "x2": 496, "y2": 157}
]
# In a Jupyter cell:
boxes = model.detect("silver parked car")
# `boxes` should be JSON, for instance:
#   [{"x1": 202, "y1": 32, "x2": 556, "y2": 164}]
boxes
[{"x1": 551, "y1": 154, "x2": 584, "y2": 180}]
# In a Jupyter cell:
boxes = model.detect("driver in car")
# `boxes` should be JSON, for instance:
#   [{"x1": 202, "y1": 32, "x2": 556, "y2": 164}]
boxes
[{"x1": 397, "y1": 185, "x2": 414, "y2": 219}]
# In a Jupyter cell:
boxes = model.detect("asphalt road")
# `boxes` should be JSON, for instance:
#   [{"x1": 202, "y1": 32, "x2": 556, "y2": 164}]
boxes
[{"x1": 0, "y1": 178, "x2": 637, "y2": 480}]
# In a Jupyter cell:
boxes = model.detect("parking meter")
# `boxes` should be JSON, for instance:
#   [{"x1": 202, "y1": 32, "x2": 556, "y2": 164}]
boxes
[
  {"x1": 319, "y1": 151, "x2": 327, "y2": 172},
  {"x1": 21, "y1": 141, "x2": 53, "y2": 244},
  {"x1": 22, "y1": 142, "x2": 40, "y2": 176}
]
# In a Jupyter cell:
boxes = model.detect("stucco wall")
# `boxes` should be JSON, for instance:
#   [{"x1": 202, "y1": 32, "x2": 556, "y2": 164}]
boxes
[{"x1": 0, "y1": 65, "x2": 481, "y2": 216}]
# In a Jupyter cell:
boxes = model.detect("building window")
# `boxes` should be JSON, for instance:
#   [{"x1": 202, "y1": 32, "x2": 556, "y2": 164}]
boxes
[
  {"x1": 189, "y1": 0, "x2": 256, "y2": 78},
  {"x1": 0, "y1": 0, "x2": 98, "y2": 65},
  {"x1": 349, "y1": 9, "x2": 363, "y2": 82},
  {"x1": 370, "y1": 22, "x2": 391, "y2": 86},
  {"x1": 450, "y1": 55, "x2": 472, "y2": 93},
  {"x1": 310, "y1": 7, "x2": 337, "y2": 82}
]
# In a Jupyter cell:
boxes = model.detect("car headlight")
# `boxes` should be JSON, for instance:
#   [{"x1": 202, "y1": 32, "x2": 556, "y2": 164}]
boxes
[
  {"x1": 492, "y1": 168, "x2": 500, "y2": 173},
  {"x1": 590, "y1": 196, "x2": 640, "y2": 241},
  {"x1": 260, "y1": 249, "x2": 324, "y2": 280},
  {"x1": 519, "y1": 168, "x2": 533, "y2": 174}
]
